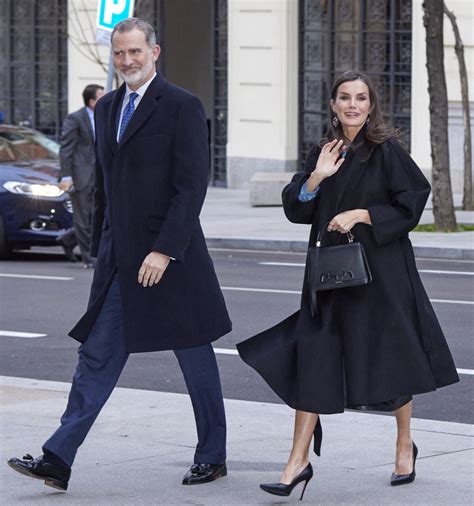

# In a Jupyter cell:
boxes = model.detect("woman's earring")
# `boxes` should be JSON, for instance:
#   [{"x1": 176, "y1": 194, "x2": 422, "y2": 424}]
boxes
[
  {"x1": 366, "y1": 115, "x2": 370, "y2": 125},
  {"x1": 332, "y1": 115, "x2": 339, "y2": 128}
]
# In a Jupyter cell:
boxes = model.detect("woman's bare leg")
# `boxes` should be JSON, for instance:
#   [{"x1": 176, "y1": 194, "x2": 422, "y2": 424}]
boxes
[
  {"x1": 394, "y1": 400, "x2": 414, "y2": 474},
  {"x1": 280, "y1": 410, "x2": 318, "y2": 484}
]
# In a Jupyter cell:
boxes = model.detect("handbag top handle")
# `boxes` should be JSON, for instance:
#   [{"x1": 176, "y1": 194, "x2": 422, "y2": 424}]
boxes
[{"x1": 316, "y1": 221, "x2": 355, "y2": 247}]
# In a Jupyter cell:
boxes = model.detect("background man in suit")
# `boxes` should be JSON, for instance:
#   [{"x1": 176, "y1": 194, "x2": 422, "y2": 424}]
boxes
[
  {"x1": 8, "y1": 18, "x2": 232, "y2": 492},
  {"x1": 58, "y1": 84, "x2": 105, "y2": 267}
]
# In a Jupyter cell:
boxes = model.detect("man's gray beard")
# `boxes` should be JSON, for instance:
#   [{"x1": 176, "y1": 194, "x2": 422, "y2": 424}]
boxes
[{"x1": 118, "y1": 60, "x2": 154, "y2": 86}]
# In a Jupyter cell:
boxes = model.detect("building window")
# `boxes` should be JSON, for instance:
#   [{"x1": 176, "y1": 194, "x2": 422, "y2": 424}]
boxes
[
  {"x1": 299, "y1": 0, "x2": 412, "y2": 165},
  {"x1": 0, "y1": 0, "x2": 68, "y2": 139}
]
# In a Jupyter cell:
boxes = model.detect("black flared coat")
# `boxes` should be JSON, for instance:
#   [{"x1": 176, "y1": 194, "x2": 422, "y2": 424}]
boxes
[{"x1": 238, "y1": 134, "x2": 459, "y2": 416}]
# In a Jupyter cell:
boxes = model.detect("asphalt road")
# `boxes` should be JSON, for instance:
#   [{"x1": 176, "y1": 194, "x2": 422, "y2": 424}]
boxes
[{"x1": 0, "y1": 247, "x2": 473, "y2": 424}]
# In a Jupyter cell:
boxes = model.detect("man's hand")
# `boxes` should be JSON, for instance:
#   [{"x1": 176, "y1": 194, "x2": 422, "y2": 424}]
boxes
[
  {"x1": 59, "y1": 180, "x2": 73, "y2": 192},
  {"x1": 328, "y1": 209, "x2": 371, "y2": 234},
  {"x1": 138, "y1": 251, "x2": 171, "y2": 287}
]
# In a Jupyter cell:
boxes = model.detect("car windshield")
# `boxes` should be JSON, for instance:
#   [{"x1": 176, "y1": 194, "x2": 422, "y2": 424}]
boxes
[{"x1": 0, "y1": 129, "x2": 59, "y2": 162}]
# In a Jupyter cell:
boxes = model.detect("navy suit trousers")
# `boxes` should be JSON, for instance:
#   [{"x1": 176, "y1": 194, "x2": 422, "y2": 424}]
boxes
[{"x1": 43, "y1": 275, "x2": 226, "y2": 467}]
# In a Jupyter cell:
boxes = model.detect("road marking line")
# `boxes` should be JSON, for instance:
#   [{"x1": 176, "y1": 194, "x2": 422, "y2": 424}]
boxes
[
  {"x1": 221, "y1": 286, "x2": 473, "y2": 304},
  {"x1": 456, "y1": 369, "x2": 474, "y2": 376},
  {"x1": 0, "y1": 273, "x2": 74, "y2": 281},
  {"x1": 259, "y1": 262, "x2": 305, "y2": 267},
  {"x1": 213, "y1": 347, "x2": 239, "y2": 355},
  {"x1": 0, "y1": 330, "x2": 47, "y2": 338},
  {"x1": 208, "y1": 247, "x2": 307, "y2": 256},
  {"x1": 419, "y1": 270, "x2": 474, "y2": 276},
  {"x1": 430, "y1": 299, "x2": 474, "y2": 305},
  {"x1": 221, "y1": 286, "x2": 300, "y2": 295},
  {"x1": 259, "y1": 262, "x2": 474, "y2": 276},
  {"x1": 416, "y1": 257, "x2": 474, "y2": 264}
]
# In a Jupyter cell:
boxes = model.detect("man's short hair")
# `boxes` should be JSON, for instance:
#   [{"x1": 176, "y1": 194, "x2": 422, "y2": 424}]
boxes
[
  {"x1": 82, "y1": 84, "x2": 104, "y2": 107},
  {"x1": 111, "y1": 17, "x2": 157, "y2": 47}
]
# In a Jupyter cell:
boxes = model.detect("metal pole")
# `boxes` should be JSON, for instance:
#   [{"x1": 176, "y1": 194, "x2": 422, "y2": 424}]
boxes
[{"x1": 106, "y1": 50, "x2": 114, "y2": 92}]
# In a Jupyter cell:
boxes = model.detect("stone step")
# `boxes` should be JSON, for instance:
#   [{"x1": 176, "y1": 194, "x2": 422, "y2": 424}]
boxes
[{"x1": 249, "y1": 171, "x2": 293, "y2": 206}]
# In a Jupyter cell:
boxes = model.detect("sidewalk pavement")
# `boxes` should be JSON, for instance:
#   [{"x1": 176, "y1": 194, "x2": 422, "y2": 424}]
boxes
[
  {"x1": 1, "y1": 376, "x2": 472, "y2": 505},
  {"x1": 201, "y1": 188, "x2": 474, "y2": 259}
]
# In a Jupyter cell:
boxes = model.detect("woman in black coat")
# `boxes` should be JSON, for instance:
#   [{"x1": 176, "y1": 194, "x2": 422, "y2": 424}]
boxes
[{"x1": 237, "y1": 71, "x2": 459, "y2": 499}]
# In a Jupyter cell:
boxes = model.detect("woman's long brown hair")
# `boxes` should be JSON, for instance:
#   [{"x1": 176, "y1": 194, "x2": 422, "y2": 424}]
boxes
[{"x1": 322, "y1": 70, "x2": 399, "y2": 147}]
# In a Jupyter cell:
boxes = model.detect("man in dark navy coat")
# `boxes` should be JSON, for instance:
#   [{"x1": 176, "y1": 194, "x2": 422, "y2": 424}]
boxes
[{"x1": 7, "y1": 18, "x2": 232, "y2": 492}]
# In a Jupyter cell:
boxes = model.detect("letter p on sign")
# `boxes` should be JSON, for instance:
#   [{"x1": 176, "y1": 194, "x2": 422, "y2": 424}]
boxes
[
  {"x1": 97, "y1": 0, "x2": 135, "y2": 31},
  {"x1": 104, "y1": 0, "x2": 126, "y2": 24}
]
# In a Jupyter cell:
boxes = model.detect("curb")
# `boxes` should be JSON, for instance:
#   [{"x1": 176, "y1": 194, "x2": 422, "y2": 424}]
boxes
[
  {"x1": 410, "y1": 246, "x2": 474, "y2": 260},
  {"x1": 205, "y1": 237, "x2": 474, "y2": 260}
]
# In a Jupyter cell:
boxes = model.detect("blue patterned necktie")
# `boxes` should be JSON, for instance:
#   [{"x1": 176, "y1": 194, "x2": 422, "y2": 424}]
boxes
[{"x1": 118, "y1": 92, "x2": 138, "y2": 142}]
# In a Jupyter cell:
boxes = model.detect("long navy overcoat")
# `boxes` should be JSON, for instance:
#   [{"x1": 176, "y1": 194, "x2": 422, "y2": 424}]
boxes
[{"x1": 69, "y1": 73, "x2": 232, "y2": 352}]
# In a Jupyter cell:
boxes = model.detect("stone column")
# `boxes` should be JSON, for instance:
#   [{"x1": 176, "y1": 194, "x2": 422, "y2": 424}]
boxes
[
  {"x1": 227, "y1": 0, "x2": 299, "y2": 188},
  {"x1": 67, "y1": 0, "x2": 108, "y2": 112}
]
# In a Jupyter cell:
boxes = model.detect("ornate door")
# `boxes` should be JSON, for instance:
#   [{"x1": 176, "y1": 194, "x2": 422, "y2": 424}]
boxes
[
  {"x1": 0, "y1": 0, "x2": 68, "y2": 139},
  {"x1": 299, "y1": 0, "x2": 412, "y2": 165}
]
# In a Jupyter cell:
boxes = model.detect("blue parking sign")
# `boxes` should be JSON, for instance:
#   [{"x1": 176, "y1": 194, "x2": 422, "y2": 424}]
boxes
[{"x1": 97, "y1": 0, "x2": 135, "y2": 31}]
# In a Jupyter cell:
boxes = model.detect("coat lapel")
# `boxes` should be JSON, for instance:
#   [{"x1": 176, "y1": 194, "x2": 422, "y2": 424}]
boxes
[
  {"x1": 334, "y1": 127, "x2": 375, "y2": 212},
  {"x1": 105, "y1": 84, "x2": 126, "y2": 152},
  {"x1": 117, "y1": 73, "x2": 167, "y2": 149}
]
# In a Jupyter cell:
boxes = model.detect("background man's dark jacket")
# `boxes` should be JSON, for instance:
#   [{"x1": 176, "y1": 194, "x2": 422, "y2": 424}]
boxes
[
  {"x1": 58, "y1": 107, "x2": 95, "y2": 190},
  {"x1": 69, "y1": 73, "x2": 232, "y2": 352}
]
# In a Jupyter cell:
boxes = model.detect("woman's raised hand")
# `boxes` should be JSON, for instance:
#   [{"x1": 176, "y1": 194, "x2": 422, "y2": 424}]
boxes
[{"x1": 306, "y1": 139, "x2": 346, "y2": 192}]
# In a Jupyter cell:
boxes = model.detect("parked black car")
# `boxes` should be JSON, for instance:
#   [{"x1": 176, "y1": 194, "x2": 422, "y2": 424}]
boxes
[{"x1": 0, "y1": 124, "x2": 73, "y2": 258}]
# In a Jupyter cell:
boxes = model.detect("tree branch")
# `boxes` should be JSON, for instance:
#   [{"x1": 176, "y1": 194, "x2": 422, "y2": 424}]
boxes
[{"x1": 444, "y1": 3, "x2": 473, "y2": 210}]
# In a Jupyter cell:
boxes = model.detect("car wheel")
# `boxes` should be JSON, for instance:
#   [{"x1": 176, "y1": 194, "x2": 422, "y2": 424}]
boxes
[{"x1": 0, "y1": 216, "x2": 12, "y2": 259}]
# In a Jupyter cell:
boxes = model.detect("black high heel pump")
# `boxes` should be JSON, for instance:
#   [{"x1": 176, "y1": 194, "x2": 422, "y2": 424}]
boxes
[
  {"x1": 260, "y1": 463, "x2": 313, "y2": 501},
  {"x1": 391, "y1": 442, "x2": 418, "y2": 486}
]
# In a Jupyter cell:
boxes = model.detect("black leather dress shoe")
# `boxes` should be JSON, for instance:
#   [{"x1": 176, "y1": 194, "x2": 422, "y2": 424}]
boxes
[
  {"x1": 7, "y1": 454, "x2": 71, "y2": 491},
  {"x1": 182, "y1": 462, "x2": 227, "y2": 485}
]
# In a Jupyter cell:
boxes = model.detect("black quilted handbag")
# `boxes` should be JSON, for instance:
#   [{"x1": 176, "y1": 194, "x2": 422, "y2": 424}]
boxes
[{"x1": 307, "y1": 222, "x2": 372, "y2": 316}]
